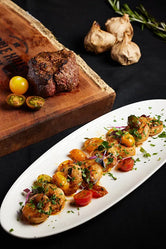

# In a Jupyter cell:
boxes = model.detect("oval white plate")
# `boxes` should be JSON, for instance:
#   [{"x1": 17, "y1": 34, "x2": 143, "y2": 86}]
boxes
[{"x1": 1, "y1": 99, "x2": 166, "y2": 238}]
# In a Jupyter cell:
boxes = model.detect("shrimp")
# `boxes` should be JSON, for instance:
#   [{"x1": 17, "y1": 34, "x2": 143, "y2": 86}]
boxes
[
  {"x1": 113, "y1": 143, "x2": 136, "y2": 158},
  {"x1": 52, "y1": 162, "x2": 82, "y2": 196},
  {"x1": 146, "y1": 117, "x2": 163, "y2": 136},
  {"x1": 126, "y1": 115, "x2": 149, "y2": 146},
  {"x1": 90, "y1": 149, "x2": 118, "y2": 172},
  {"x1": 106, "y1": 128, "x2": 136, "y2": 158},
  {"x1": 81, "y1": 159, "x2": 103, "y2": 188},
  {"x1": 22, "y1": 193, "x2": 51, "y2": 224},
  {"x1": 69, "y1": 149, "x2": 87, "y2": 161},
  {"x1": 106, "y1": 129, "x2": 119, "y2": 146},
  {"x1": 44, "y1": 184, "x2": 65, "y2": 215},
  {"x1": 83, "y1": 137, "x2": 104, "y2": 153}
]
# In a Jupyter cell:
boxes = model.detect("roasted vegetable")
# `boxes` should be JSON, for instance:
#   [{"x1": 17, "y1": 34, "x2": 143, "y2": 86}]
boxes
[
  {"x1": 84, "y1": 21, "x2": 116, "y2": 53},
  {"x1": 105, "y1": 14, "x2": 133, "y2": 42},
  {"x1": 111, "y1": 32, "x2": 141, "y2": 65}
]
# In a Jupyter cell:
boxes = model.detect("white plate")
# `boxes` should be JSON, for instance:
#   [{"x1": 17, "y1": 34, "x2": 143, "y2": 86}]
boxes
[{"x1": 1, "y1": 99, "x2": 166, "y2": 239}]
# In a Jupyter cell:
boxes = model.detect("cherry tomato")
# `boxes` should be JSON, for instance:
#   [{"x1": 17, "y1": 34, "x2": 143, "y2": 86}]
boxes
[
  {"x1": 69, "y1": 149, "x2": 87, "y2": 161},
  {"x1": 52, "y1": 172, "x2": 69, "y2": 192},
  {"x1": 26, "y1": 96, "x2": 45, "y2": 110},
  {"x1": 74, "y1": 190, "x2": 92, "y2": 206},
  {"x1": 84, "y1": 137, "x2": 103, "y2": 153},
  {"x1": 37, "y1": 174, "x2": 52, "y2": 183},
  {"x1": 6, "y1": 93, "x2": 26, "y2": 107},
  {"x1": 89, "y1": 185, "x2": 108, "y2": 198},
  {"x1": 9, "y1": 76, "x2": 29, "y2": 95},
  {"x1": 121, "y1": 132, "x2": 135, "y2": 147},
  {"x1": 118, "y1": 157, "x2": 134, "y2": 172}
]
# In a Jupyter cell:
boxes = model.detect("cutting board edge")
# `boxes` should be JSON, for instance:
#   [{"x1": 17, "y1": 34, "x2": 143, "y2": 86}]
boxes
[
  {"x1": 0, "y1": 90, "x2": 116, "y2": 141},
  {"x1": 0, "y1": 91, "x2": 115, "y2": 157}
]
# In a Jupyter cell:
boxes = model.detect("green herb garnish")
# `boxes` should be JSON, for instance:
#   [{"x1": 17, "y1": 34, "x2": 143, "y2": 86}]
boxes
[
  {"x1": 140, "y1": 147, "x2": 151, "y2": 158},
  {"x1": 158, "y1": 131, "x2": 166, "y2": 138},
  {"x1": 107, "y1": 172, "x2": 117, "y2": 180},
  {"x1": 98, "y1": 141, "x2": 110, "y2": 151}
]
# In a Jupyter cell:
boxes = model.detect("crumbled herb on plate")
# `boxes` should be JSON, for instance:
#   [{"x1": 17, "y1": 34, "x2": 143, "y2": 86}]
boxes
[
  {"x1": 67, "y1": 210, "x2": 75, "y2": 214},
  {"x1": 107, "y1": 172, "x2": 117, "y2": 180},
  {"x1": 158, "y1": 131, "x2": 166, "y2": 138},
  {"x1": 140, "y1": 147, "x2": 151, "y2": 158}
]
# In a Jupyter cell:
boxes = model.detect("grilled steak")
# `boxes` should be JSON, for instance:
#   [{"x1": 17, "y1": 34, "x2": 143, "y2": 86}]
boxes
[{"x1": 27, "y1": 49, "x2": 79, "y2": 97}]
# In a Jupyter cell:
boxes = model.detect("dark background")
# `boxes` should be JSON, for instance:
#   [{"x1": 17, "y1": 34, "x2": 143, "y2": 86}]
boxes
[{"x1": 0, "y1": 0, "x2": 166, "y2": 248}]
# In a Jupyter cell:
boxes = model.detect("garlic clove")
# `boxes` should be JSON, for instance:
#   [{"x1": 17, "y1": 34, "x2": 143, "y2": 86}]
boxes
[
  {"x1": 111, "y1": 32, "x2": 141, "y2": 65},
  {"x1": 105, "y1": 14, "x2": 133, "y2": 42},
  {"x1": 84, "y1": 21, "x2": 116, "y2": 54}
]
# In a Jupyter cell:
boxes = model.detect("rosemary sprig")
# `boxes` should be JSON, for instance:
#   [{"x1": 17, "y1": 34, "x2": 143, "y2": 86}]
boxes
[{"x1": 108, "y1": 0, "x2": 166, "y2": 40}]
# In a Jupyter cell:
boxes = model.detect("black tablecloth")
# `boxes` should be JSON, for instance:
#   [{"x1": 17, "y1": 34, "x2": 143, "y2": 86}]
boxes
[{"x1": 0, "y1": 0, "x2": 166, "y2": 247}]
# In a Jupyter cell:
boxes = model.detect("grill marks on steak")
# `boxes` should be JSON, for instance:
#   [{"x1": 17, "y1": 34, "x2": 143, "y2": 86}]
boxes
[{"x1": 27, "y1": 49, "x2": 79, "y2": 97}]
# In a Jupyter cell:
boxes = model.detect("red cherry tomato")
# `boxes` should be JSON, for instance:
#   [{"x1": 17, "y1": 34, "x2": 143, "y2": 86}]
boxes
[
  {"x1": 90, "y1": 185, "x2": 108, "y2": 198},
  {"x1": 118, "y1": 157, "x2": 134, "y2": 172},
  {"x1": 74, "y1": 190, "x2": 92, "y2": 206}
]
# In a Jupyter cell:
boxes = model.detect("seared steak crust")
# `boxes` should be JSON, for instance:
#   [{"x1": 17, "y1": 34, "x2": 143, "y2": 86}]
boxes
[{"x1": 27, "y1": 49, "x2": 79, "y2": 97}]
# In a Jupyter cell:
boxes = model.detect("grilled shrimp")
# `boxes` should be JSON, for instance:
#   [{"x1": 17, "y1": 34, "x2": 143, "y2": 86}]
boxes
[
  {"x1": 146, "y1": 117, "x2": 163, "y2": 136},
  {"x1": 113, "y1": 143, "x2": 136, "y2": 158},
  {"x1": 22, "y1": 193, "x2": 51, "y2": 224},
  {"x1": 106, "y1": 128, "x2": 136, "y2": 158},
  {"x1": 52, "y1": 162, "x2": 82, "y2": 196},
  {"x1": 83, "y1": 137, "x2": 104, "y2": 153},
  {"x1": 81, "y1": 159, "x2": 103, "y2": 187},
  {"x1": 44, "y1": 183, "x2": 65, "y2": 214},
  {"x1": 90, "y1": 149, "x2": 118, "y2": 172},
  {"x1": 126, "y1": 115, "x2": 149, "y2": 146}
]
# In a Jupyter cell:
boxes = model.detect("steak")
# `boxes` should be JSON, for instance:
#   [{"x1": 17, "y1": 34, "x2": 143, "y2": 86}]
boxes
[{"x1": 27, "y1": 49, "x2": 79, "y2": 97}]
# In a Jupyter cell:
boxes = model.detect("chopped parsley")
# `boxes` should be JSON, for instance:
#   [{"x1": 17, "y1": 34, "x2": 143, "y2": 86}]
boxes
[
  {"x1": 134, "y1": 158, "x2": 140, "y2": 162},
  {"x1": 158, "y1": 131, "x2": 166, "y2": 138},
  {"x1": 107, "y1": 172, "x2": 117, "y2": 180},
  {"x1": 140, "y1": 147, "x2": 151, "y2": 158},
  {"x1": 97, "y1": 141, "x2": 110, "y2": 151},
  {"x1": 67, "y1": 210, "x2": 74, "y2": 214}
]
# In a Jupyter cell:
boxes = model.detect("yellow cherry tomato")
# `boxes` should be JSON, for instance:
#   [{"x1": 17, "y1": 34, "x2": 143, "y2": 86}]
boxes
[
  {"x1": 121, "y1": 132, "x2": 135, "y2": 147},
  {"x1": 9, "y1": 76, "x2": 29, "y2": 95},
  {"x1": 84, "y1": 137, "x2": 104, "y2": 153},
  {"x1": 52, "y1": 172, "x2": 69, "y2": 191},
  {"x1": 37, "y1": 174, "x2": 52, "y2": 183},
  {"x1": 69, "y1": 149, "x2": 87, "y2": 161}
]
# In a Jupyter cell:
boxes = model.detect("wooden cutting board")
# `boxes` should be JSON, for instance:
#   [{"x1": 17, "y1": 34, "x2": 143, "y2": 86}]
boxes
[{"x1": 0, "y1": 0, "x2": 116, "y2": 157}]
